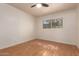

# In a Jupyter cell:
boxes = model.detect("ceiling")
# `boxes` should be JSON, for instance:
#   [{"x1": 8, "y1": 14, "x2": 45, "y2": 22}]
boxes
[{"x1": 8, "y1": 3, "x2": 77, "y2": 17}]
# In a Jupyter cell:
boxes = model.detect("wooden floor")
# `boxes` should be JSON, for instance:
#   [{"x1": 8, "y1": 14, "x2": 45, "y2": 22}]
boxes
[{"x1": 0, "y1": 39, "x2": 79, "y2": 56}]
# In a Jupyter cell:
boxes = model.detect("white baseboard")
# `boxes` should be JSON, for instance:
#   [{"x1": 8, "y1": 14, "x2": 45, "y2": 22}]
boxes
[{"x1": 0, "y1": 39, "x2": 34, "y2": 49}]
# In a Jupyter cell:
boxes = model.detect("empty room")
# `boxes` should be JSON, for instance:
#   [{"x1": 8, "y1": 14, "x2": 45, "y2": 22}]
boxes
[{"x1": 0, "y1": 3, "x2": 79, "y2": 56}]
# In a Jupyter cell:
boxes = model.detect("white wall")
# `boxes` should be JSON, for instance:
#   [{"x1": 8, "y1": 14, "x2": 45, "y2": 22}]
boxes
[
  {"x1": 36, "y1": 9, "x2": 78, "y2": 45},
  {"x1": 76, "y1": 4, "x2": 79, "y2": 48},
  {"x1": 0, "y1": 4, "x2": 35, "y2": 49}
]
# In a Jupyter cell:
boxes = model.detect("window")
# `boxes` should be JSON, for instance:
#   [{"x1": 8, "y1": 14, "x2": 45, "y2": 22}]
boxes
[{"x1": 43, "y1": 17, "x2": 63, "y2": 29}]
